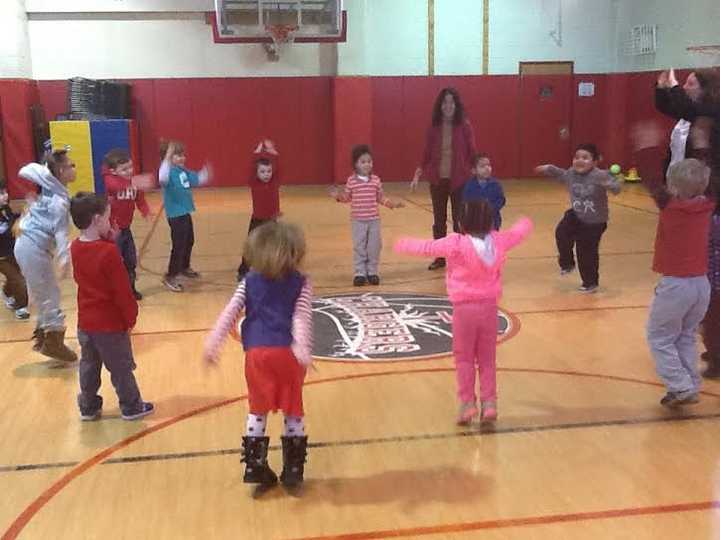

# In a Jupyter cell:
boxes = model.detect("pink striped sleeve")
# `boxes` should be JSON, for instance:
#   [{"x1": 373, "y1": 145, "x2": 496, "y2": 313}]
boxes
[
  {"x1": 204, "y1": 280, "x2": 247, "y2": 362},
  {"x1": 291, "y1": 279, "x2": 314, "y2": 366}
]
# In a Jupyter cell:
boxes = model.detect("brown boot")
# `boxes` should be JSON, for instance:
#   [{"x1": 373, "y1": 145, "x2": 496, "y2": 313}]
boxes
[
  {"x1": 31, "y1": 327, "x2": 45, "y2": 352},
  {"x1": 40, "y1": 329, "x2": 77, "y2": 362}
]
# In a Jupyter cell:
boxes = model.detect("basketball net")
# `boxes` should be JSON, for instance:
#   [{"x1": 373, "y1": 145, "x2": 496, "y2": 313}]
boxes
[{"x1": 263, "y1": 24, "x2": 298, "y2": 62}]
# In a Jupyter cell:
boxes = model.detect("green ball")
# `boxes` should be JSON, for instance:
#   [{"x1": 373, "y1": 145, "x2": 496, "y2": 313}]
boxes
[{"x1": 610, "y1": 164, "x2": 621, "y2": 175}]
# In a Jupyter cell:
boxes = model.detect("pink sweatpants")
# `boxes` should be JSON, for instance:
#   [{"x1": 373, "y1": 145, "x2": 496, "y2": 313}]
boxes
[{"x1": 452, "y1": 300, "x2": 498, "y2": 404}]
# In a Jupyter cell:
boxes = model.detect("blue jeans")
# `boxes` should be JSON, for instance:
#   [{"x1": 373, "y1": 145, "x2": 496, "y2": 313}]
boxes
[{"x1": 647, "y1": 276, "x2": 711, "y2": 395}]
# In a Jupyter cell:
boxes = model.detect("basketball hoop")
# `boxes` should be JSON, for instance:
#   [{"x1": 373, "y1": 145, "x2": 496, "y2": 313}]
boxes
[{"x1": 263, "y1": 24, "x2": 299, "y2": 61}]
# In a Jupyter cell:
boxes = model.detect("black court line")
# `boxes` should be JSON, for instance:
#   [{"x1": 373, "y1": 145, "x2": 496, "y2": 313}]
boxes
[{"x1": 4, "y1": 412, "x2": 720, "y2": 474}]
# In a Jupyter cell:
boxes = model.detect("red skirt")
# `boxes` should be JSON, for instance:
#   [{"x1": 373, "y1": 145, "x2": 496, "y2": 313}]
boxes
[{"x1": 245, "y1": 347, "x2": 305, "y2": 416}]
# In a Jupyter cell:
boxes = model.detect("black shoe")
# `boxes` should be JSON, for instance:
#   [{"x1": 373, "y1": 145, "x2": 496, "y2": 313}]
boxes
[
  {"x1": 133, "y1": 289, "x2": 143, "y2": 301},
  {"x1": 428, "y1": 258, "x2": 446, "y2": 270},
  {"x1": 280, "y1": 436, "x2": 308, "y2": 488},
  {"x1": 353, "y1": 275, "x2": 367, "y2": 286},
  {"x1": 367, "y1": 275, "x2": 380, "y2": 286},
  {"x1": 241, "y1": 436, "x2": 278, "y2": 485}
]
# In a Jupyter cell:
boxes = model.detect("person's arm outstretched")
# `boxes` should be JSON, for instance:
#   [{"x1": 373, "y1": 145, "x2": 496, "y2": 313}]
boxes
[
  {"x1": 291, "y1": 279, "x2": 314, "y2": 367},
  {"x1": 204, "y1": 280, "x2": 247, "y2": 363},
  {"x1": 394, "y1": 234, "x2": 460, "y2": 259}
]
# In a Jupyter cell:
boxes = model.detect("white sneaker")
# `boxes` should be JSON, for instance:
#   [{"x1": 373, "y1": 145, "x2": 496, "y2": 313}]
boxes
[
  {"x1": 14, "y1": 307, "x2": 30, "y2": 320},
  {"x1": 4, "y1": 296, "x2": 16, "y2": 310}
]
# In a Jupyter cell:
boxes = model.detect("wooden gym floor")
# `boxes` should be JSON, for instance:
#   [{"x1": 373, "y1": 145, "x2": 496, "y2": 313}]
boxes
[{"x1": 2, "y1": 180, "x2": 720, "y2": 539}]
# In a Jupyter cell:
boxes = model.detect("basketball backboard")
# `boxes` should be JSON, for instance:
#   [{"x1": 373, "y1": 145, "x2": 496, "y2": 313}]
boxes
[{"x1": 212, "y1": 0, "x2": 346, "y2": 44}]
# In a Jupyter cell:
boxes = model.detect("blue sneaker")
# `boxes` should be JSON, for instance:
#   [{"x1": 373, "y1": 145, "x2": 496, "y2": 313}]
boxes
[{"x1": 122, "y1": 402, "x2": 154, "y2": 421}]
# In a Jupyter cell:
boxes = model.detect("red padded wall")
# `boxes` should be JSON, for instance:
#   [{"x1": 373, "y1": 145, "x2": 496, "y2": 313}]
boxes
[
  {"x1": 333, "y1": 77, "x2": 373, "y2": 183},
  {"x1": 26, "y1": 68, "x2": 703, "y2": 191},
  {"x1": 0, "y1": 79, "x2": 40, "y2": 198},
  {"x1": 35, "y1": 77, "x2": 334, "y2": 187}
]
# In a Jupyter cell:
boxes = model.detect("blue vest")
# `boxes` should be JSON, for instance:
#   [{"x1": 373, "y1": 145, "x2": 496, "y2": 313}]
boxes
[{"x1": 241, "y1": 270, "x2": 305, "y2": 350}]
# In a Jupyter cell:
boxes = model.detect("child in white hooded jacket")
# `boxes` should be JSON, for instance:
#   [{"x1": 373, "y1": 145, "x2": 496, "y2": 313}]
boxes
[{"x1": 14, "y1": 149, "x2": 77, "y2": 362}]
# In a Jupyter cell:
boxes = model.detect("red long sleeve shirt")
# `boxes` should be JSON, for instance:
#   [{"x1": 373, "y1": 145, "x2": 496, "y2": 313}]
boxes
[
  {"x1": 71, "y1": 239, "x2": 138, "y2": 332},
  {"x1": 103, "y1": 171, "x2": 150, "y2": 229},
  {"x1": 653, "y1": 197, "x2": 715, "y2": 277},
  {"x1": 250, "y1": 151, "x2": 280, "y2": 219}
]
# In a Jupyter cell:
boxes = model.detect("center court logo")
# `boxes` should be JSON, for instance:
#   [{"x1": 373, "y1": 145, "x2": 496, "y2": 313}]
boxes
[{"x1": 312, "y1": 293, "x2": 518, "y2": 362}]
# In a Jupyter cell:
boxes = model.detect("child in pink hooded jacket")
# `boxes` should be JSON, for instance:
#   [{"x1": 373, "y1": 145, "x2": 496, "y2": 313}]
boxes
[{"x1": 394, "y1": 199, "x2": 532, "y2": 425}]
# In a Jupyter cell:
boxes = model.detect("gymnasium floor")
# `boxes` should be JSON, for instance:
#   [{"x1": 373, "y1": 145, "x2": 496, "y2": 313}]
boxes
[{"x1": 2, "y1": 180, "x2": 720, "y2": 539}]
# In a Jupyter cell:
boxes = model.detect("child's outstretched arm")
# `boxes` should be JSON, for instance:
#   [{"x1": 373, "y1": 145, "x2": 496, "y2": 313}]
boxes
[
  {"x1": 158, "y1": 143, "x2": 175, "y2": 186},
  {"x1": 497, "y1": 217, "x2": 533, "y2": 250},
  {"x1": 291, "y1": 279, "x2": 314, "y2": 366},
  {"x1": 394, "y1": 235, "x2": 459, "y2": 259},
  {"x1": 535, "y1": 164, "x2": 566, "y2": 178},
  {"x1": 203, "y1": 280, "x2": 247, "y2": 364}
]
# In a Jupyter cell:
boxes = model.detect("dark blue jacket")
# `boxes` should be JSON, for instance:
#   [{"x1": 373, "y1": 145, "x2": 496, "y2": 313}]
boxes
[{"x1": 462, "y1": 177, "x2": 506, "y2": 230}]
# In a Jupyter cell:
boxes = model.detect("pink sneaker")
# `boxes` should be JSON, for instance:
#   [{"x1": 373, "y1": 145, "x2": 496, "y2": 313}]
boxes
[
  {"x1": 457, "y1": 402, "x2": 478, "y2": 426},
  {"x1": 481, "y1": 401, "x2": 497, "y2": 423}
]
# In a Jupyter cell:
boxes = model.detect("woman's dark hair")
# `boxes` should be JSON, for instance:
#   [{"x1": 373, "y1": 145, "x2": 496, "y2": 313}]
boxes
[
  {"x1": 351, "y1": 144, "x2": 372, "y2": 167},
  {"x1": 431, "y1": 87, "x2": 466, "y2": 126},
  {"x1": 460, "y1": 199, "x2": 494, "y2": 237},
  {"x1": 575, "y1": 143, "x2": 600, "y2": 161},
  {"x1": 694, "y1": 68, "x2": 720, "y2": 106}
]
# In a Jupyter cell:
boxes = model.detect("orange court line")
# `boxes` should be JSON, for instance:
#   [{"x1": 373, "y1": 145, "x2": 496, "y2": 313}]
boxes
[
  {"x1": 288, "y1": 500, "x2": 720, "y2": 540},
  {"x1": 4, "y1": 367, "x2": 719, "y2": 539}
]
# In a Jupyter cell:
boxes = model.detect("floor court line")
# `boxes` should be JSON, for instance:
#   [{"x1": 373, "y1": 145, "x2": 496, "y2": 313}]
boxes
[
  {"x1": 287, "y1": 500, "x2": 720, "y2": 540},
  {"x1": 3, "y1": 410, "x2": 720, "y2": 474},
  {"x1": 4, "y1": 367, "x2": 720, "y2": 539}
]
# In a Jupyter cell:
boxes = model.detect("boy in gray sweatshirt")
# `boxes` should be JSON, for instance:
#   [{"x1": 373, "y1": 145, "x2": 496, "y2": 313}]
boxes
[
  {"x1": 14, "y1": 149, "x2": 77, "y2": 362},
  {"x1": 536, "y1": 143, "x2": 623, "y2": 293}
]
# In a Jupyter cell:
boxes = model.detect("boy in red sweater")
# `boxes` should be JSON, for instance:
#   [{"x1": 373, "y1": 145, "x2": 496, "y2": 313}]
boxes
[
  {"x1": 70, "y1": 192, "x2": 154, "y2": 421},
  {"x1": 103, "y1": 149, "x2": 153, "y2": 300},
  {"x1": 237, "y1": 139, "x2": 281, "y2": 281},
  {"x1": 645, "y1": 158, "x2": 715, "y2": 407}
]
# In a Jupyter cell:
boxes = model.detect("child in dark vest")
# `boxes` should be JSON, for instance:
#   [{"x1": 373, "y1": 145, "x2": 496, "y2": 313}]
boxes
[{"x1": 205, "y1": 221, "x2": 313, "y2": 490}]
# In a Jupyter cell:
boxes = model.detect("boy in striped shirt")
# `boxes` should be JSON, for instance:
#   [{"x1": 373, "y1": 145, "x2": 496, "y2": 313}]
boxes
[{"x1": 333, "y1": 145, "x2": 404, "y2": 286}]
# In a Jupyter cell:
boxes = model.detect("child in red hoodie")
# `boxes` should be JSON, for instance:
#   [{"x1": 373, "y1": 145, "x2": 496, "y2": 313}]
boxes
[
  {"x1": 103, "y1": 149, "x2": 153, "y2": 299},
  {"x1": 645, "y1": 158, "x2": 715, "y2": 407},
  {"x1": 70, "y1": 192, "x2": 153, "y2": 421},
  {"x1": 237, "y1": 139, "x2": 281, "y2": 281}
]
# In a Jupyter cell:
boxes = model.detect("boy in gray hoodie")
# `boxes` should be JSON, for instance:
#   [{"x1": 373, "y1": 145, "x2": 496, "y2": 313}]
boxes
[{"x1": 14, "y1": 149, "x2": 77, "y2": 362}]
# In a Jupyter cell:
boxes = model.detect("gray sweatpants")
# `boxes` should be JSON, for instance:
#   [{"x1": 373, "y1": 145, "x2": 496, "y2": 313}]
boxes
[
  {"x1": 14, "y1": 235, "x2": 65, "y2": 331},
  {"x1": 352, "y1": 218, "x2": 382, "y2": 277},
  {"x1": 77, "y1": 330, "x2": 143, "y2": 416},
  {"x1": 647, "y1": 276, "x2": 711, "y2": 396}
]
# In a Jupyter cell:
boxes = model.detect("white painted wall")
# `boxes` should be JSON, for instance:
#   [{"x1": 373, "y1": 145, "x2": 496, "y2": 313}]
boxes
[
  {"x1": 489, "y1": 0, "x2": 616, "y2": 75},
  {"x1": 3, "y1": 0, "x2": 718, "y2": 80},
  {"x1": 614, "y1": 0, "x2": 720, "y2": 72},
  {"x1": 0, "y1": 0, "x2": 33, "y2": 78},
  {"x1": 28, "y1": 16, "x2": 336, "y2": 79}
]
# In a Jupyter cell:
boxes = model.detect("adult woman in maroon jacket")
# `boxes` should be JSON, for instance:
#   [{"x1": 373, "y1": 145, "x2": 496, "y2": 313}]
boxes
[{"x1": 411, "y1": 87, "x2": 477, "y2": 270}]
